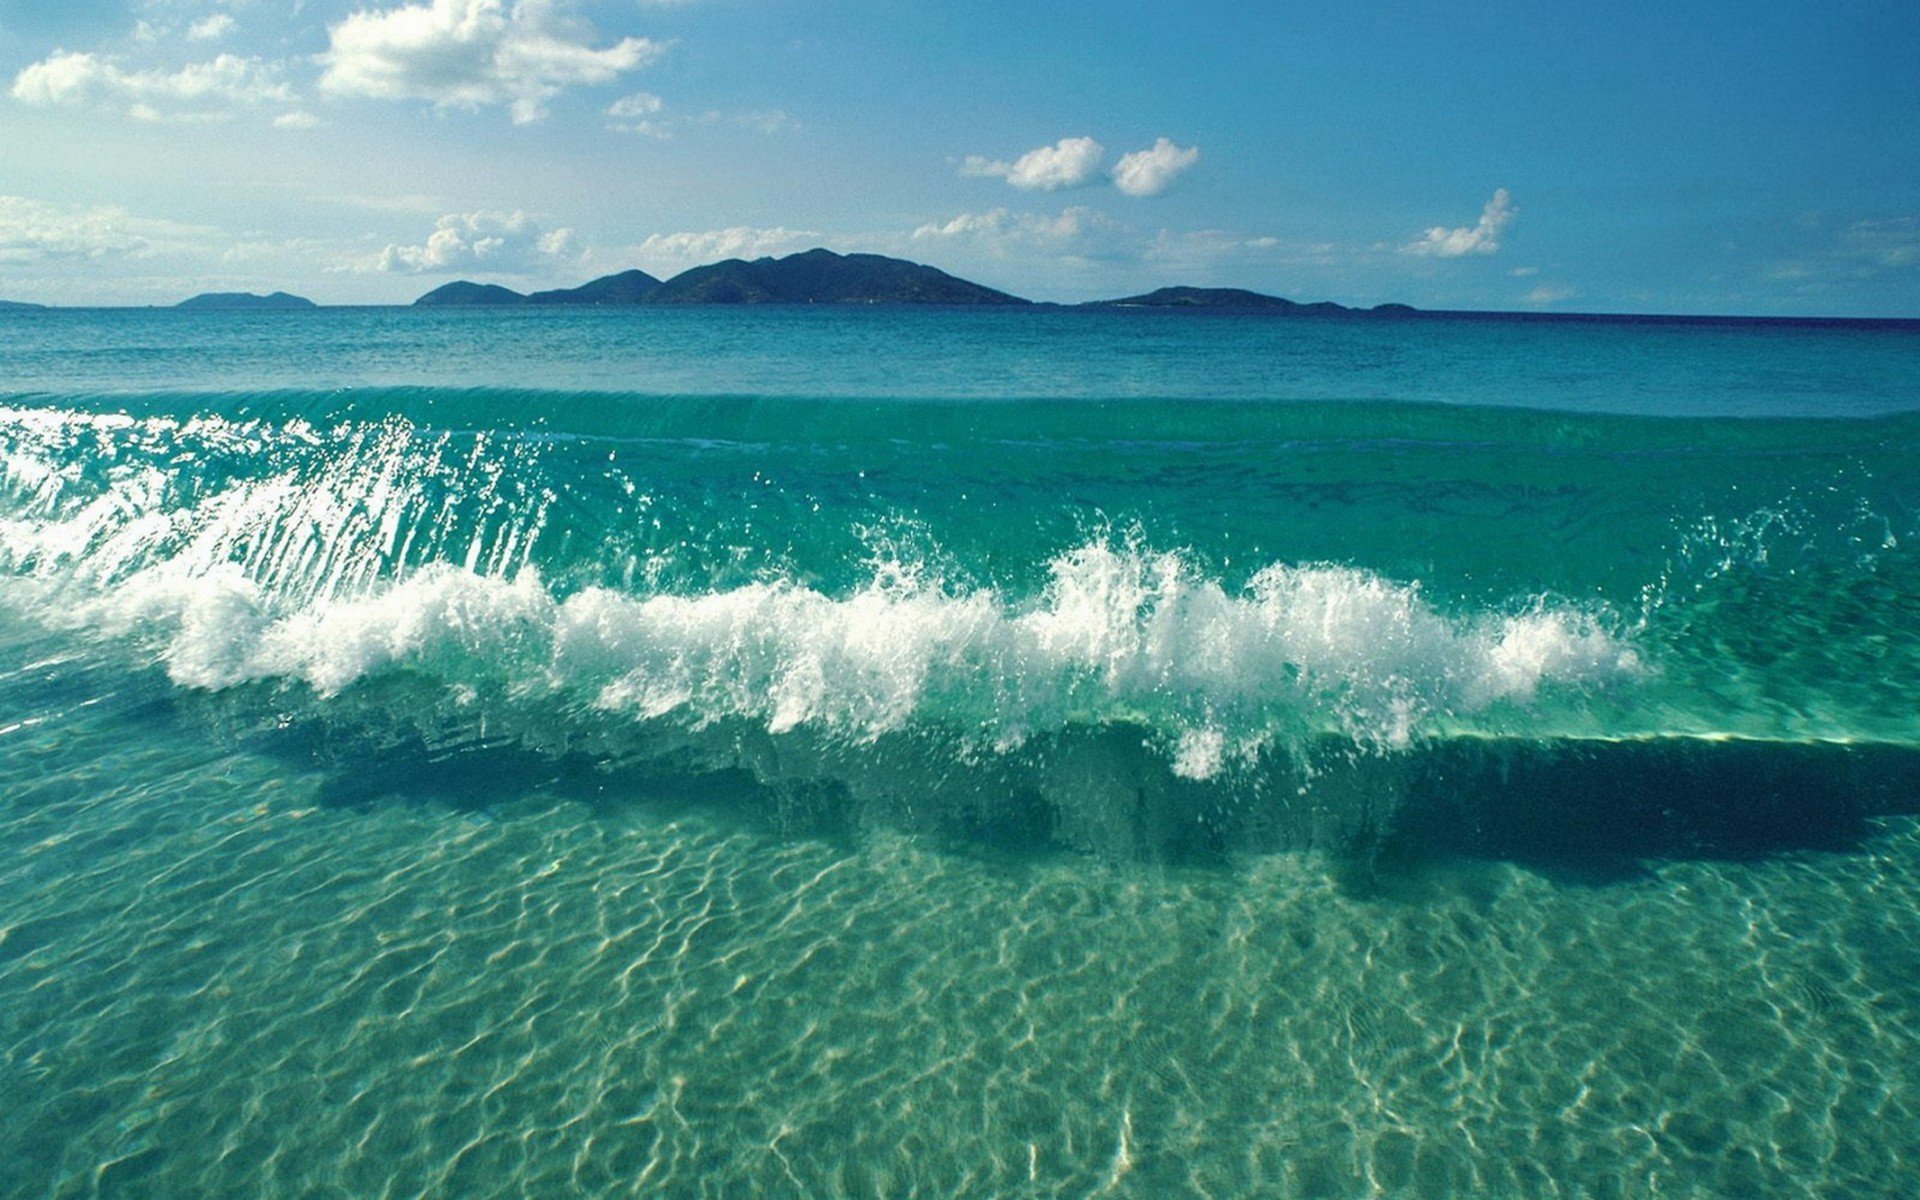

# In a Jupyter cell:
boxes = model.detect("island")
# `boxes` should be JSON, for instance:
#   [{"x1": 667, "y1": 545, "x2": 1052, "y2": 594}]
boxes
[
  {"x1": 645, "y1": 249, "x2": 1026, "y2": 305},
  {"x1": 412, "y1": 249, "x2": 1028, "y2": 307},
  {"x1": 1082, "y1": 286, "x2": 1417, "y2": 317},
  {"x1": 405, "y1": 248, "x2": 1421, "y2": 316},
  {"x1": 526, "y1": 269, "x2": 662, "y2": 306},
  {"x1": 175, "y1": 291, "x2": 316, "y2": 310},
  {"x1": 0, "y1": 299, "x2": 47, "y2": 311},
  {"x1": 413, "y1": 281, "x2": 531, "y2": 307}
]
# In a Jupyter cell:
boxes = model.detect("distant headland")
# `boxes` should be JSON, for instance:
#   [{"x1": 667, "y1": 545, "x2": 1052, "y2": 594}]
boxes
[
  {"x1": 176, "y1": 291, "x2": 318, "y2": 311},
  {"x1": 0, "y1": 299, "x2": 48, "y2": 311}
]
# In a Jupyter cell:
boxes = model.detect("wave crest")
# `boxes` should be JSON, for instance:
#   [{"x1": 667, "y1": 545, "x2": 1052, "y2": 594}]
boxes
[
  {"x1": 14, "y1": 546, "x2": 1636, "y2": 776},
  {"x1": 0, "y1": 402, "x2": 1642, "y2": 776}
]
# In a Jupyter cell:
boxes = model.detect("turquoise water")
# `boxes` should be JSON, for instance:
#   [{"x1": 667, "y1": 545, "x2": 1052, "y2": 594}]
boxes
[{"x1": 2, "y1": 307, "x2": 1918, "y2": 1196}]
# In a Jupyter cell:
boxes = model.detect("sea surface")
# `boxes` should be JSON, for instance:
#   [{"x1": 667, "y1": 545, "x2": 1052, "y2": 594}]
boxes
[{"x1": 2, "y1": 305, "x2": 1918, "y2": 1197}]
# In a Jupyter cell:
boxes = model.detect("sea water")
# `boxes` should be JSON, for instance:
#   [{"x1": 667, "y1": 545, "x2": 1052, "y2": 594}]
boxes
[{"x1": 1, "y1": 305, "x2": 1917, "y2": 1197}]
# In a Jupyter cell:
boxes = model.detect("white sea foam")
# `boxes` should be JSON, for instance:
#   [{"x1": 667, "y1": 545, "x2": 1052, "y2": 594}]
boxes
[
  {"x1": 1, "y1": 406, "x2": 1643, "y2": 776},
  {"x1": 2, "y1": 547, "x2": 1640, "y2": 776}
]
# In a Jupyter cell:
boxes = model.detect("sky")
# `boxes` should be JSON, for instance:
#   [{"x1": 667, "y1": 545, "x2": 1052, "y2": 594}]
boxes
[{"x1": 1, "y1": 0, "x2": 1916, "y2": 314}]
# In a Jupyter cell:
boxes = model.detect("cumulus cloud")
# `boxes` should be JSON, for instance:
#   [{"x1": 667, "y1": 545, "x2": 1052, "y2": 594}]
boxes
[
  {"x1": 0, "y1": 194, "x2": 215, "y2": 263},
  {"x1": 10, "y1": 50, "x2": 294, "y2": 121},
  {"x1": 960, "y1": 137, "x2": 1106, "y2": 191},
  {"x1": 1403, "y1": 189, "x2": 1516, "y2": 257},
  {"x1": 1110, "y1": 138, "x2": 1200, "y2": 197},
  {"x1": 319, "y1": 0, "x2": 662, "y2": 124},
  {"x1": 372, "y1": 210, "x2": 580, "y2": 274},
  {"x1": 1523, "y1": 284, "x2": 1575, "y2": 305}
]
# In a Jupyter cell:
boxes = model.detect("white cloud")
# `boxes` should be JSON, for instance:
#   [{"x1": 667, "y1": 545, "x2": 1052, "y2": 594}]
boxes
[
  {"x1": 607, "y1": 96, "x2": 799, "y2": 138},
  {"x1": 1110, "y1": 138, "x2": 1200, "y2": 197},
  {"x1": 605, "y1": 90, "x2": 664, "y2": 134},
  {"x1": 911, "y1": 206, "x2": 1128, "y2": 258},
  {"x1": 1403, "y1": 188, "x2": 1517, "y2": 258},
  {"x1": 1523, "y1": 284, "x2": 1575, "y2": 305},
  {"x1": 961, "y1": 137, "x2": 1106, "y2": 191},
  {"x1": 372, "y1": 210, "x2": 580, "y2": 274},
  {"x1": 0, "y1": 195, "x2": 215, "y2": 264},
  {"x1": 10, "y1": 50, "x2": 294, "y2": 121},
  {"x1": 188, "y1": 14, "x2": 237, "y2": 41},
  {"x1": 319, "y1": 0, "x2": 662, "y2": 125},
  {"x1": 273, "y1": 110, "x2": 321, "y2": 129},
  {"x1": 902, "y1": 208, "x2": 1339, "y2": 300},
  {"x1": 631, "y1": 226, "x2": 820, "y2": 269}
]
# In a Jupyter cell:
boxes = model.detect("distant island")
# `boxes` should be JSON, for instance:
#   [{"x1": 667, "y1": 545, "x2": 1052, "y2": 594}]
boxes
[
  {"x1": 9, "y1": 252, "x2": 1574, "y2": 317},
  {"x1": 176, "y1": 291, "x2": 317, "y2": 310},
  {"x1": 414, "y1": 281, "x2": 530, "y2": 307},
  {"x1": 1082, "y1": 286, "x2": 1416, "y2": 316},
  {"x1": 527, "y1": 269, "x2": 662, "y2": 306},
  {"x1": 6, "y1": 257, "x2": 1913, "y2": 322},
  {"x1": 408, "y1": 249, "x2": 1420, "y2": 314},
  {"x1": 415, "y1": 249, "x2": 1026, "y2": 308},
  {"x1": 0, "y1": 252, "x2": 1443, "y2": 315}
]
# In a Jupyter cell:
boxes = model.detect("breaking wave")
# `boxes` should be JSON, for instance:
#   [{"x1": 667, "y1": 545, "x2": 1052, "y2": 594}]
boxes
[
  {"x1": 0, "y1": 401, "x2": 1648, "y2": 780},
  {"x1": 5, "y1": 389, "x2": 1916, "y2": 859}
]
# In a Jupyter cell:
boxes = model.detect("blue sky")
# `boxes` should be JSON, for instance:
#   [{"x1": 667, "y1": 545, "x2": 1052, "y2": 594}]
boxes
[{"x1": 1, "y1": 0, "x2": 1915, "y2": 312}]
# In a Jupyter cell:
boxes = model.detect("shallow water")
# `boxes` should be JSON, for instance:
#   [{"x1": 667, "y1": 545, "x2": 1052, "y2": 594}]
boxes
[
  {"x1": 2, "y1": 307, "x2": 1918, "y2": 1197},
  {"x1": 5, "y1": 657, "x2": 1918, "y2": 1198}
]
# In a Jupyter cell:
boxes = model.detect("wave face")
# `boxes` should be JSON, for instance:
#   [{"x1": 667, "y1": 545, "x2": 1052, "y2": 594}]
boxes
[{"x1": 4, "y1": 389, "x2": 1919, "y2": 852}]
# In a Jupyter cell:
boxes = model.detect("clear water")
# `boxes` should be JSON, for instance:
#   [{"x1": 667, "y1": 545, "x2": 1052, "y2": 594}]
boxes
[{"x1": 2, "y1": 307, "x2": 1918, "y2": 1197}]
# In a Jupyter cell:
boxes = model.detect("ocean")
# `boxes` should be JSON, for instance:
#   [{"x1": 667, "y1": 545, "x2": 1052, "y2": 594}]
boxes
[{"x1": 2, "y1": 305, "x2": 1917, "y2": 1197}]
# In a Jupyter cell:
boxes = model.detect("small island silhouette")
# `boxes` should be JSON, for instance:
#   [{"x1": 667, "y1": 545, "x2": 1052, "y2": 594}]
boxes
[
  {"x1": 412, "y1": 248, "x2": 1407, "y2": 314},
  {"x1": 176, "y1": 291, "x2": 318, "y2": 311},
  {"x1": 8, "y1": 251, "x2": 1913, "y2": 324}
]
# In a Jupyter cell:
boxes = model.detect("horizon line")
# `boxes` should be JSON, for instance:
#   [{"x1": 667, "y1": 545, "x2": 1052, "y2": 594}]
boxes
[
  {"x1": 5, "y1": 245, "x2": 1916, "y2": 324},
  {"x1": 8, "y1": 300, "x2": 1918, "y2": 326}
]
